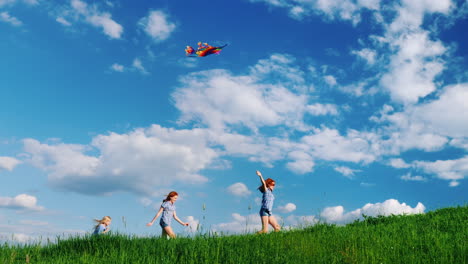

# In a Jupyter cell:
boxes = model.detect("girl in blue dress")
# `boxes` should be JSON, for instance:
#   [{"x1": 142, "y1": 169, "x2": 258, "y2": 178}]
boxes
[
  {"x1": 147, "y1": 191, "x2": 189, "y2": 238},
  {"x1": 256, "y1": 170, "x2": 281, "y2": 233}
]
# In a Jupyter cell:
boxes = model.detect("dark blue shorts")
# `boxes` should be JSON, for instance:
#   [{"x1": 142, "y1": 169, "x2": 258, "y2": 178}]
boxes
[
  {"x1": 160, "y1": 221, "x2": 169, "y2": 228},
  {"x1": 259, "y1": 208, "x2": 272, "y2": 217}
]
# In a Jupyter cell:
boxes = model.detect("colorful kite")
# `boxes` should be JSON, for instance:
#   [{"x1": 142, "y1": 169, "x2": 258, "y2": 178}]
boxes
[{"x1": 185, "y1": 42, "x2": 227, "y2": 57}]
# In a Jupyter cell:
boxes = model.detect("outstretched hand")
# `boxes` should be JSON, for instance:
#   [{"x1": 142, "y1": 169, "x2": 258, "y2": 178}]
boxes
[
  {"x1": 146, "y1": 222, "x2": 153, "y2": 227},
  {"x1": 183, "y1": 222, "x2": 189, "y2": 226},
  {"x1": 256, "y1": 170, "x2": 262, "y2": 177}
]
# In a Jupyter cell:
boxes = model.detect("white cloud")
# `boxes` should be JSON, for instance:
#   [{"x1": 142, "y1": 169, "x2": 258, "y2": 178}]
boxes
[
  {"x1": 320, "y1": 199, "x2": 425, "y2": 224},
  {"x1": 56, "y1": 0, "x2": 123, "y2": 39},
  {"x1": 132, "y1": 58, "x2": 148, "y2": 74},
  {"x1": 185, "y1": 216, "x2": 200, "y2": 233},
  {"x1": 110, "y1": 63, "x2": 124, "y2": 72},
  {"x1": 0, "y1": 194, "x2": 44, "y2": 211},
  {"x1": 306, "y1": 103, "x2": 338, "y2": 116},
  {"x1": 277, "y1": 203, "x2": 296, "y2": 213},
  {"x1": 0, "y1": 156, "x2": 21, "y2": 171},
  {"x1": 211, "y1": 213, "x2": 262, "y2": 234},
  {"x1": 23, "y1": 125, "x2": 218, "y2": 196},
  {"x1": 380, "y1": 31, "x2": 446, "y2": 104},
  {"x1": 334, "y1": 166, "x2": 359, "y2": 178},
  {"x1": 86, "y1": 13, "x2": 123, "y2": 39},
  {"x1": 227, "y1": 182, "x2": 251, "y2": 197},
  {"x1": 388, "y1": 0, "x2": 453, "y2": 33},
  {"x1": 400, "y1": 173, "x2": 426, "y2": 182},
  {"x1": 413, "y1": 156, "x2": 468, "y2": 187},
  {"x1": 372, "y1": 84, "x2": 468, "y2": 155},
  {"x1": 410, "y1": 84, "x2": 468, "y2": 138},
  {"x1": 284, "y1": 214, "x2": 318, "y2": 227},
  {"x1": 300, "y1": 128, "x2": 377, "y2": 164},
  {"x1": 388, "y1": 158, "x2": 410, "y2": 169},
  {"x1": 286, "y1": 150, "x2": 315, "y2": 174},
  {"x1": 0, "y1": 0, "x2": 15, "y2": 7},
  {"x1": 352, "y1": 48, "x2": 377, "y2": 65},
  {"x1": 324, "y1": 75, "x2": 337, "y2": 86},
  {"x1": 173, "y1": 54, "x2": 311, "y2": 132},
  {"x1": 0, "y1": 222, "x2": 85, "y2": 244},
  {"x1": 249, "y1": 0, "x2": 380, "y2": 23},
  {"x1": 56, "y1": 17, "x2": 71, "y2": 26},
  {"x1": 0, "y1": 0, "x2": 37, "y2": 7},
  {"x1": 138, "y1": 10, "x2": 176, "y2": 42},
  {"x1": 0, "y1": 11, "x2": 22, "y2": 26}
]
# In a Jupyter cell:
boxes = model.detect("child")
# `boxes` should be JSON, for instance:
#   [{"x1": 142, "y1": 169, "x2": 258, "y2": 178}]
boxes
[
  {"x1": 93, "y1": 216, "x2": 111, "y2": 235},
  {"x1": 146, "y1": 191, "x2": 189, "y2": 238},
  {"x1": 256, "y1": 170, "x2": 281, "y2": 233}
]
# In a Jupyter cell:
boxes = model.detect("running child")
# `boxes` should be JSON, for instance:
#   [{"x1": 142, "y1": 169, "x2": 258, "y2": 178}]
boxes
[
  {"x1": 146, "y1": 191, "x2": 189, "y2": 238},
  {"x1": 93, "y1": 216, "x2": 111, "y2": 235}
]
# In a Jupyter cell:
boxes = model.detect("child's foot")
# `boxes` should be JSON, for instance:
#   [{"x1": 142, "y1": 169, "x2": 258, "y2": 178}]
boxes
[{"x1": 256, "y1": 230, "x2": 267, "y2": 234}]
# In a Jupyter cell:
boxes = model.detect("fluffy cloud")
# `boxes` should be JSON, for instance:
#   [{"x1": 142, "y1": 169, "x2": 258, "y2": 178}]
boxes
[
  {"x1": 0, "y1": 156, "x2": 21, "y2": 171},
  {"x1": 56, "y1": 0, "x2": 123, "y2": 39},
  {"x1": 306, "y1": 103, "x2": 339, "y2": 116},
  {"x1": 388, "y1": 158, "x2": 410, "y2": 169},
  {"x1": 372, "y1": 84, "x2": 468, "y2": 156},
  {"x1": 334, "y1": 166, "x2": 359, "y2": 178},
  {"x1": 249, "y1": 0, "x2": 380, "y2": 23},
  {"x1": 400, "y1": 173, "x2": 426, "y2": 182},
  {"x1": 320, "y1": 199, "x2": 425, "y2": 224},
  {"x1": 0, "y1": 194, "x2": 44, "y2": 211},
  {"x1": 138, "y1": 10, "x2": 176, "y2": 42},
  {"x1": 300, "y1": 128, "x2": 378, "y2": 164},
  {"x1": 110, "y1": 63, "x2": 124, "y2": 72},
  {"x1": 0, "y1": 221, "x2": 84, "y2": 244},
  {"x1": 286, "y1": 151, "x2": 315, "y2": 174},
  {"x1": 0, "y1": 0, "x2": 37, "y2": 7},
  {"x1": 185, "y1": 216, "x2": 200, "y2": 233},
  {"x1": 173, "y1": 54, "x2": 312, "y2": 132},
  {"x1": 413, "y1": 156, "x2": 468, "y2": 187},
  {"x1": 211, "y1": 213, "x2": 262, "y2": 234},
  {"x1": 227, "y1": 182, "x2": 252, "y2": 197},
  {"x1": 410, "y1": 84, "x2": 468, "y2": 138},
  {"x1": 213, "y1": 199, "x2": 424, "y2": 232},
  {"x1": 351, "y1": 48, "x2": 377, "y2": 65},
  {"x1": 380, "y1": 31, "x2": 446, "y2": 104},
  {"x1": 277, "y1": 203, "x2": 296, "y2": 213},
  {"x1": 132, "y1": 58, "x2": 148, "y2": 74},
  {"x1": 23, "y1": 125, "x2": 218, "y2": 196},
  {"x1": 0, "y1": 11, "x2": 22, "y2": 26}
]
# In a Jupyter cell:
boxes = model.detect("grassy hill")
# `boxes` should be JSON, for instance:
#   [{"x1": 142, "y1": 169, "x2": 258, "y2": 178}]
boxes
[{"x1": 1, "y1": 205, "x2": 466, "y2": 264}]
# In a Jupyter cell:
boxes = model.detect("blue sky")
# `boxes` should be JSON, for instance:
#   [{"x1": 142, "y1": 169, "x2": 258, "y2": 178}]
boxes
[{"x1": 1, "y1": 0, "x2": 467, "y2": 242}]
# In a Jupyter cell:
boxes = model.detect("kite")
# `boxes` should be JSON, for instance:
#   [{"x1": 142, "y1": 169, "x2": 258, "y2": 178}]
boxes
[{"x1": 185, "y1": 42, "x2": 227, "y2": 57}]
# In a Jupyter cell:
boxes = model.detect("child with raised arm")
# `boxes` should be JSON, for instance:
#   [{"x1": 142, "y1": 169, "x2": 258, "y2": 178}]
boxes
[
  {"x1": 146, "y1": 191, "x2": 189, "y2": 239},
  {"x1": 93, "y1": 216, "x2": 111, "y2": 235},
  {"x1": 256, "y1": 170, "x2": 281, "y2": 233}
]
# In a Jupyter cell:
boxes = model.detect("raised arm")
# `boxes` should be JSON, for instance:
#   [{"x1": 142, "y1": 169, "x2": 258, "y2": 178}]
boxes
[
  {"x1": 256, "y1": 170, "x2": 267, "y2": 191},
  {"x1": 146, "y1": 206, "x2": 164, "y2": 226},
  {"x1": 173, "y1": 211, "x2": 189, "y2": 226}
]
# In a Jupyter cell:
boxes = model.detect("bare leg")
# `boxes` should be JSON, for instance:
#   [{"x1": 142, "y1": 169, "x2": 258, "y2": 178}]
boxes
[
  {"x1": 164, "y1": 226, "x2": 176, "y2": 238},
  {"x1": 161, "y1": 228, "x2": 168, "y2": 239},
  {"x1": 268, "y1": 215, "x2": 281, "y2": 231},
  {"x1": 258, "y1": 216, "x2": 269, "y2": 233}
]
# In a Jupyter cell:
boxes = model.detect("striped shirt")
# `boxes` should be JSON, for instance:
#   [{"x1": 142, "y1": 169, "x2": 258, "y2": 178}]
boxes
[
  {"x1": 160, "y1": 201, "x2": 176, "y2": 226},
  {"x1": 261, "y1": 188, "x2": 274, "y2": 212}
]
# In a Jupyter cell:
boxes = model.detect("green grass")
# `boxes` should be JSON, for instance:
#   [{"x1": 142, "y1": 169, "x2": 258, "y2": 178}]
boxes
[{"x1": 1, "y1": 205, "x2": 466, "y2": 264}]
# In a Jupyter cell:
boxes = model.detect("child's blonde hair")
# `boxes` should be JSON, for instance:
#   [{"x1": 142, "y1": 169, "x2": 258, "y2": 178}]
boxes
[{"x1": 94, "y1": 216, "x2": 111, "y2": 229}]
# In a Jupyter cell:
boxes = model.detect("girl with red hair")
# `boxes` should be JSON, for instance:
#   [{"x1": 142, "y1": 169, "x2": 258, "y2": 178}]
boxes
[
  {"x1": 256, "y1": 170, "x2": 281, "y2": 233},
  {"x1": 146, "y1": 191, "x2": 189, "y2": 238}
]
